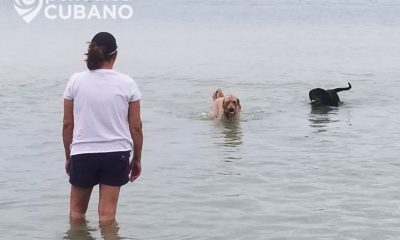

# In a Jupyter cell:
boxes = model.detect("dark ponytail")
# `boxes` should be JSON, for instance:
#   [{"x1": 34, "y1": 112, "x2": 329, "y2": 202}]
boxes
[{"x1": 85, "y1": 42, "x2": 115, "y2": 70}]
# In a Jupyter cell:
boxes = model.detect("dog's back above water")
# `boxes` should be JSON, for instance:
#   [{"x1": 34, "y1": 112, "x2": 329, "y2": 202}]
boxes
[{"x1": 309, "y1": 82, "x2": 352, "y2": 107}]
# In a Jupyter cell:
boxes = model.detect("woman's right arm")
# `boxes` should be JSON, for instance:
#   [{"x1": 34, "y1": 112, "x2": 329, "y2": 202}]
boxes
[
  {"x1": 128, "y1": 100, "x2": 143, "y2": 181},
  {"x1": 63, "y1": 99, "x2": 74, "y2": 175}
]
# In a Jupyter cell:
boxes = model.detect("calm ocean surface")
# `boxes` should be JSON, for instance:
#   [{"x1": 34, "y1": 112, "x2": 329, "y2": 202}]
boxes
[{"x1": 1, "y1": 0, "x2": 400, "y2": 239}]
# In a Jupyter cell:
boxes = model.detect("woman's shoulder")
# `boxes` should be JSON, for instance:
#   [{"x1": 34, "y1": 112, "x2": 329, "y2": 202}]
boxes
[
  {"x1": 69, "y1": 70, "x2": 91, "y2": 80},
  {"x1": 111, "y1": 71, "x2": 138, "y2": 86},
  {"x1": 112, "y1": 70, "x2": 134, "y2": 80}
]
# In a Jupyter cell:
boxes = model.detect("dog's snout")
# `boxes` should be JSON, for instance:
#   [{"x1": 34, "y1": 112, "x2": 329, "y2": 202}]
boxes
[{"x1": 228, "y1": 107, "x2": 235, "y2": 113}]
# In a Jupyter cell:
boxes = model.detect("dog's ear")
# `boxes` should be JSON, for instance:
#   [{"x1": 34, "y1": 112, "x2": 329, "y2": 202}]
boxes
[{"x1": 237, "y1": 98, "x2": 241, "y2": 111}]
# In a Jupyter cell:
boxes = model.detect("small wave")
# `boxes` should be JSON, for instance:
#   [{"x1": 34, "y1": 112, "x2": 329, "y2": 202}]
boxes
[
  {"x1": 177, "y1": 111, "x2": 213, "y2": 120},
  {"x1": 240, "y1": 110, "x2": 269, "y2": 122},
  {"x1": 179, "y1": 109, "x2": 269, "y2": 122}
]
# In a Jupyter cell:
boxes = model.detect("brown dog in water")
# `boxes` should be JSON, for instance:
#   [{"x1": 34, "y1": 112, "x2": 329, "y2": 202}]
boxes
[{"x1": 211, "y1": 89, "x2": 241, "y2": 120}]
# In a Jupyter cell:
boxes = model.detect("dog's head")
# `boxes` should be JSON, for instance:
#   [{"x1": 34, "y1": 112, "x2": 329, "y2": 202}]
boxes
[{"x1": 222, "y1": 95, "x2": 241, "y2": 119}]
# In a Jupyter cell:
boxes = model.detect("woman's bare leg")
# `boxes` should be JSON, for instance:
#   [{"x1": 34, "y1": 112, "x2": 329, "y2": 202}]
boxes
[
  {"x1": 70, "y1": 185, "x2": 93, "y2": 221},
  {"x1": 98, "y1": 184, "x2": 121, "y2": 224}
]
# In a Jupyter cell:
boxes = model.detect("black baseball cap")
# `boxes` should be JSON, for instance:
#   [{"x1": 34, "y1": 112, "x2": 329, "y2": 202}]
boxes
[{"x1": 91, "y1": 32, "x2": 118, "y2": 56}]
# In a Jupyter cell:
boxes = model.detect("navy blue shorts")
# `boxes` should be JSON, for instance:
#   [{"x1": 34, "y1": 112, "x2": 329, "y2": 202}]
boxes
[{"x1": 69, "y1": 151, "x2": 131, "y2": 188}]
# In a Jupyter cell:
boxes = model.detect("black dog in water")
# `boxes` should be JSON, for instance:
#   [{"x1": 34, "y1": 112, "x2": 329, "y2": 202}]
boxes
[{"x1": 309, "y1": 82, "x2": 352, "y2": 107}]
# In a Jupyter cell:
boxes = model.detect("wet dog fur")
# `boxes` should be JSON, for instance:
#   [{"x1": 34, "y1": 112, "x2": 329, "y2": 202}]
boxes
[
  {"x1": 211, "y1": 89, "x2": 241, "y2": 120},
  {"x1": 309, "y1": 82, "x2": 352, "y2": 107}
]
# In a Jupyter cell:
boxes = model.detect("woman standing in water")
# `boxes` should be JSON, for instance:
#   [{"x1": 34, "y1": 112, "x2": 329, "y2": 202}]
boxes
[{"x1": 62, "y1": 32, "x2": 143, "y2": 224}]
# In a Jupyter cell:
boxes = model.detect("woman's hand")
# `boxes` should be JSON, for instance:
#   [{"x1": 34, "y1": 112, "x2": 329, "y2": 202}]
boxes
[
  {"x1": 129, "y1": 160, "x2": 141, "y2": 182},
  {"x1": 65, "y1": 158, "x2": 71, "y2": 175}
]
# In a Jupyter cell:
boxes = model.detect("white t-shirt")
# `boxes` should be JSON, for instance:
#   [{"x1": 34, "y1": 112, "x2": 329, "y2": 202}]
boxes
[{"x1": 63, "y1": 69, "x2": 141, "y2": 156}]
